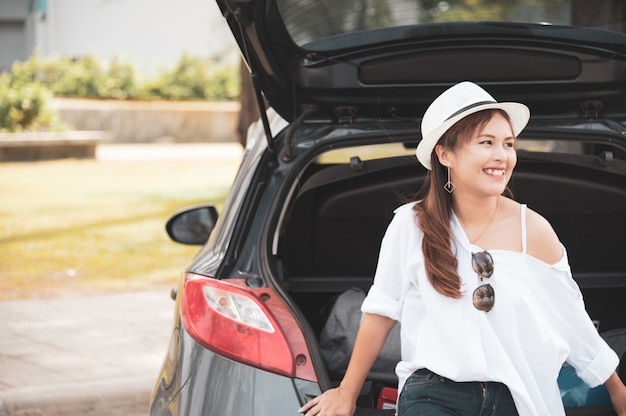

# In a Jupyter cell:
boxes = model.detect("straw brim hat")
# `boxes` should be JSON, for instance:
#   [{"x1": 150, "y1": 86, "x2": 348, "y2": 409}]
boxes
[{"x1": 416, "y1": 82, "x2": 530, "y2": 170}]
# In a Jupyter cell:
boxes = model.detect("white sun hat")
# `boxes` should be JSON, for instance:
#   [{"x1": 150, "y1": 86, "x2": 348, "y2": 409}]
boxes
[{"x1": 416, "y1": 81, "x2": 530, "y2": 170}]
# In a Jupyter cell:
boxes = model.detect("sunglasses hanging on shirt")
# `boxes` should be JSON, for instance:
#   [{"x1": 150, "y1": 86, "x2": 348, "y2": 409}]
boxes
[{"x1": 472, "y1": 250, "x2": 495, "y2": 312}]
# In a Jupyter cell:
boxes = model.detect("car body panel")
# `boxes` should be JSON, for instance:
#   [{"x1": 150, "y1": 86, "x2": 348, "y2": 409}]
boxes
[{"x1": 150, "y1": 324, "x2": 321, "y2": 415}]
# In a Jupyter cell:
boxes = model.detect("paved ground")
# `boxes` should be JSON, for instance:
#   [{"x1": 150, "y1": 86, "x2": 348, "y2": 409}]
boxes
[
  {"x1": 0, "y1": 143, "x2": 243, "y2": 416},
  {"x1": 95, "y1": 142, "x2": 244, "y2": 161},
  {"x1": 0, "y1": 291, "x2": 174, "y2": 416}
]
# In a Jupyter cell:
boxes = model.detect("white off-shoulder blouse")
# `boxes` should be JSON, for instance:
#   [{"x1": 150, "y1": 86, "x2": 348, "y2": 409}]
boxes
[{"x1": 361, "y1": 202, "x2": 619, "y2": 416}]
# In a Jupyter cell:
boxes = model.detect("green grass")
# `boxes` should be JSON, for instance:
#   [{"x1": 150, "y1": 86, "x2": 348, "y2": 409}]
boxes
[{"x1": 0, "y1": 156, "x2": 240, "y2": 300}]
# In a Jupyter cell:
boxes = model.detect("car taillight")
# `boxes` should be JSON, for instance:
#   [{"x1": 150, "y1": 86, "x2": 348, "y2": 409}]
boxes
[{"x1": 181, "y1": 273, "x2": 317, "y2": 381}]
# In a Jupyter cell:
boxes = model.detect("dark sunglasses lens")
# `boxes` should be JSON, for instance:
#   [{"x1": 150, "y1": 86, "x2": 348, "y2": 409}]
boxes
[
  {"x1": 473, "y1": 284, "x2": 495, "y2": 312},
  {"x1": 472, "y1": 251, "x2": 494, "y2": 278}
]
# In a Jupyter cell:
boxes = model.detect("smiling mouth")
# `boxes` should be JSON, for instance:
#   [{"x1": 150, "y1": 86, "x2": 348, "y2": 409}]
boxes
[{"x1": 484, "y1": 168, "x2": 505, "y2": 177}]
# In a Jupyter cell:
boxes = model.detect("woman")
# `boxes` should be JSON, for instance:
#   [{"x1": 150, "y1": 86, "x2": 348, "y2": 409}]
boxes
[{"x1": 299, "y1": 82, "x2": 626, "y2": 416}]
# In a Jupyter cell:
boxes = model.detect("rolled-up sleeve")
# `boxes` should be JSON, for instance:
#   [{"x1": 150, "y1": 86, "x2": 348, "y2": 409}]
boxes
[
  {"x1": 566, "y1": 298, "x2": 619, "y2": 387},
  {"x1": 362, "y1": 284, "x2": 403, "y2": 321},
  {"x1": 555, "y1": 251, "x2": 620, "y2": 387},
  {"x1": 361, "y1": 204, "x2": 417, "y2": 322},
  {"x1": 573, "y1": 342, "x2": 620, "y2": 387}
]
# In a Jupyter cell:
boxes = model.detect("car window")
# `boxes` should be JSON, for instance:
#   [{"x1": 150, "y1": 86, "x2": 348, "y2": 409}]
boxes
[
  {"x1": 275, "y1": 0, "x2": 626, "y2": 51},
  {"x1": 315, "y1": 138, "x2": 624, "y2": 165},
  {"x1": 316, "y1": 143, "x2": 415, "y2": 164}
]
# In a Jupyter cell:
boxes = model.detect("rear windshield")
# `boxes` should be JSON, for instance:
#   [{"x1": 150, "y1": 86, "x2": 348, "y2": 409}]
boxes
[
  {"x1": 275, "y1": 0, "x2": 626, "y2": 51},
  {"x1": 315, "y1": 139, "x2": 625, "y2": 165}
]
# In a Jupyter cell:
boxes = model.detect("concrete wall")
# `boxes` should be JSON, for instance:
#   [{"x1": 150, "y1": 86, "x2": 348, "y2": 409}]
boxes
[
  {"x1": 0, "y1": 130, "x2": 109, "y2": 162},
  {"x1": 0, "y1": 0, "x2": 31, "y2": 71},
  {"x1": 51, "y1": 99, "x2": 240, "y2": 144}
]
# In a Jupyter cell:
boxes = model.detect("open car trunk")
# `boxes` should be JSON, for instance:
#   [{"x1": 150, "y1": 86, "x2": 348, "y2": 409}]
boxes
[{"x1": 275, "y1": 136, "x2": 626, "y2": 415}]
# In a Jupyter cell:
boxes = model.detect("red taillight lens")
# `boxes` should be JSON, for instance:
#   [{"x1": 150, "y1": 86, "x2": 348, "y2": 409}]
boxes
[{"x1": 181, "y1": 274, "x2": 316, "y2": 381}]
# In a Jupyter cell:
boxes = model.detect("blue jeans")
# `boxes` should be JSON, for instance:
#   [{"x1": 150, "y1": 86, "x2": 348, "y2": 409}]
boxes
[{"x1": 398, "y1": 369, "x2": 519, "y2": 416}]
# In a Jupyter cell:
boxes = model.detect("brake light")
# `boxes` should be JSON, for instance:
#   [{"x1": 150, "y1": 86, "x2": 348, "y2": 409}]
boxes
[{"x1": 181, "y1": 274, "x2": 316, "y2": 381}]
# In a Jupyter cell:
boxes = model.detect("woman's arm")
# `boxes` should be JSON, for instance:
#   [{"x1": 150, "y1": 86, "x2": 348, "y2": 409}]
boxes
[
  {"x1": 299, "y1": 313, "x2": 397, "y2": 416},
  {"x1": 605, "y1": 371, "x2": 626, "y2": 416}
]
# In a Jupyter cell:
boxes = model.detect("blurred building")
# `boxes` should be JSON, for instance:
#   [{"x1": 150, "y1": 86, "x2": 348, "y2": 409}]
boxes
[{"x1": 0, "y1": 0, "x2": 237, "y2": 75}]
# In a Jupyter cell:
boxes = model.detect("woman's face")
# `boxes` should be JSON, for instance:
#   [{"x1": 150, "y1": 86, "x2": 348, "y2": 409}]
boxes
[{"x1": 442, "y1": 112, "x2": 517, "y2": 197}]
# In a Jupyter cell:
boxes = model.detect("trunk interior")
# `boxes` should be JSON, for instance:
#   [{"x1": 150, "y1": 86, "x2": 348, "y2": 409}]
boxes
[{"x1": 276, "y1": 140, "x2": 625, "y2": 414}]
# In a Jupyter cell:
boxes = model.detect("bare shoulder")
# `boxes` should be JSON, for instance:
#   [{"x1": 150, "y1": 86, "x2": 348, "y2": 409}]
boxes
[{"x1": 525, "y1": 207, "x2": 563, "y2": 265}]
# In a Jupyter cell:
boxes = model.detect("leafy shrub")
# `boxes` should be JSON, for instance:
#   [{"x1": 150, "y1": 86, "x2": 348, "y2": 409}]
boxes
[
  {"x1": 145, "y1": 53, "x2": 240, "y2": 100},
  {"x1": 0, "y1": 67, "x2": 65, "y2": 133},
  {"x1": 103, "y1": 57, "x2": 143, "y2": 100},
  {"x1": 25, "y1": 53, "x2": 143, "y2": 100},
  {"x1": 48, "y1": 55, "x2": 106, "y2": 98},
  {"x1": 9, "y1": 50, "x2": 240, "y2": 101},
  {"x1": 1, "y1": 51, "x2": 240, "y2": 131}
]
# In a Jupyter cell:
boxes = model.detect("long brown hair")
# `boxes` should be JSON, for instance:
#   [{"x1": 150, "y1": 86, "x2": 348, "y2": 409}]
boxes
[{"x1": 413, "y1": 109, "x2": 514, "y2": 298}]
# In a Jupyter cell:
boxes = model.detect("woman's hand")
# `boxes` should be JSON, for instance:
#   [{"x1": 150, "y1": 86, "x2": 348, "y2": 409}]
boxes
[
  {"x1": 299, "y1": 313, "x2": 396, "y2": 416},
  {"x1": 298, "y1": 386, "x2": 357, "y2": 416}
]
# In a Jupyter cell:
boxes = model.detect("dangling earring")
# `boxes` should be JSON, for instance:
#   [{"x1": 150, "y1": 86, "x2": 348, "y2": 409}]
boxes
[{"x1": 444, "y1": 165, "x2": 455, "y2": 193}]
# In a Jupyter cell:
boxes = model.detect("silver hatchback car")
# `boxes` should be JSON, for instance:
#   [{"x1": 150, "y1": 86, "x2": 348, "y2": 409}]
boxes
[{"x1": 150, "y1": 1, "x2": 626, "y2": 415}]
